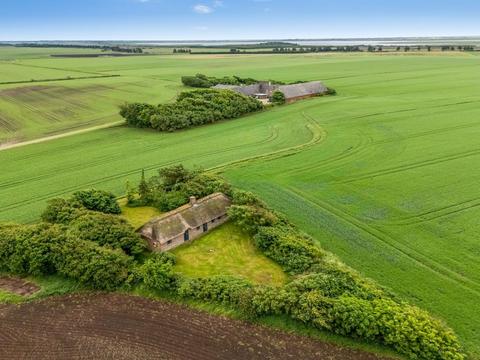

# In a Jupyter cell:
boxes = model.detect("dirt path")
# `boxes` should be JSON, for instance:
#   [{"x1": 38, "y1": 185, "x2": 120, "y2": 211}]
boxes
[
  {"x1": 0, "y1": 293, "x2": 392, "y2": 360},
  {"x1": 0, "y1": 276, "x2": 39, "y2": 297},
  {"x1": 0, "y1": 121, "x2": 124, "y2": 152}
]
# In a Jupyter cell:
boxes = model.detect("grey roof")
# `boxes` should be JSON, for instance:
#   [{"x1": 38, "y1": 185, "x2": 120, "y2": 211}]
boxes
[
  {"x1": 213, "y1": 81, "x2": 327, "y2": 100},
  {"x1": 277, "y1": 81, "x2": 328, "y2": 99},
  {"x1": 139, "y1": 193, "x2": 231, "y2": 245}
]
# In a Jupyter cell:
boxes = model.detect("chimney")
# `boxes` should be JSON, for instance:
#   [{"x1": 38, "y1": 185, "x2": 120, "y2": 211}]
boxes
[{"x1": 189, "y1": 196, "x2": 197, "y2": 206}]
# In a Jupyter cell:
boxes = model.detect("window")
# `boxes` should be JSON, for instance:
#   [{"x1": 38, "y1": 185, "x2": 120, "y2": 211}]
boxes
[
  {"x1": 184, "y1": 230, "x2": 190, "y2": 242},
  {"x1": 167, "y1": 240, "x2": 172, "y2": 245},
  {"x1": 211, "y1": 219, "x2": 215, "y2": 223},
  {"x1": 203, "y1": 223, "x2": 208, "y2": 232}
]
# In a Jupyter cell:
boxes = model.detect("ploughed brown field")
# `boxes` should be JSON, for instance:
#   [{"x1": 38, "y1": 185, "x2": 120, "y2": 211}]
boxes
[{"x1": 0, "y1": 293, "x2": 390, "y2": 360}]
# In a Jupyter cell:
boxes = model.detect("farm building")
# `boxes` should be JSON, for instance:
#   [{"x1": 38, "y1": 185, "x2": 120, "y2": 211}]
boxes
[
  {"x1": 138, "y1": 193, "x2": 231, "y2": 252},
  {"x1": 213, "y1": 81, "x2": 328, "y2": 103}
]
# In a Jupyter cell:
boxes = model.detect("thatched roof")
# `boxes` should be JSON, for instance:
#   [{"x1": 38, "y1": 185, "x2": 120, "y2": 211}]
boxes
[{"x1": 139, "y1": 193, "x2": 231, "y2": 245}]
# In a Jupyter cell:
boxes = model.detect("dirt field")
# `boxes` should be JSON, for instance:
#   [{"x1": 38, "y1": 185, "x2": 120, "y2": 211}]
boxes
[
  {"x1": 0, "y1": 276, "x2": 39, "y2": 296},
  {"x1": 0, "y1": 293, "x2": 391, "y2": 360}
]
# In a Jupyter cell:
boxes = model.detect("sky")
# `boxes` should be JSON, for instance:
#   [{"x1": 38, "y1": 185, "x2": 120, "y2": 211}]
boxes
[{"x1": 1, "y1": 0, "x2": 480, "y2": 41}]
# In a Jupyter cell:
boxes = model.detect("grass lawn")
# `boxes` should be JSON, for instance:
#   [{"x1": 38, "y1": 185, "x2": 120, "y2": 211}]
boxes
[
  {"x1": 119, "y1": 199, "x2": 162, "y2": 229},
  {"x1": 172, "y1": 223, "x2": 288, "y2": 286}
]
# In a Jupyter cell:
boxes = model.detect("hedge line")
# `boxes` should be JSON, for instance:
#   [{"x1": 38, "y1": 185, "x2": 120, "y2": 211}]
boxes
[
  {"x1": 120, "y1": 89, "x2": 263, "y2": 132},
  {"x1": 0, "y1": 190, "x2": 144, "y2": 290}
]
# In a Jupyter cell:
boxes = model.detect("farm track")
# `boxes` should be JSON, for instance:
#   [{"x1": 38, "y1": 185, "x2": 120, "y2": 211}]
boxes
[
  {"x1": 0, "y1": 293, "x2": 389, "y2": 360},
  {"x1": 284, "y1": 186, "x2": 480, "y2": 296}
]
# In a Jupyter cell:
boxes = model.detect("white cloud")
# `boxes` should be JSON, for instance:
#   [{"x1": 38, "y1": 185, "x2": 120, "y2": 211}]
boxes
[
  {"x1": 213, "y1": 0, "x2": 224, "y2": 7},
  {"x1": 193, "y1": 4, "x2": 213, "y2": 14}
]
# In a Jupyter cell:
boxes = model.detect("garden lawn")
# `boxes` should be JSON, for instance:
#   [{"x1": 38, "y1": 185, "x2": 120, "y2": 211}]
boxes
[
  {"x1": 172, "y1": 223, "x2": 288, "y2": 286},
  {"x1": 119, "y1": 200, "x2": 162, "y2": 230}
]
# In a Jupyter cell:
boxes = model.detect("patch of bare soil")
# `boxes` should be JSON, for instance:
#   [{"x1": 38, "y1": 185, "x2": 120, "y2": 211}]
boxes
[
  {"x1": 0, "y1": 276, "x2": 39, "y2": 297},
  {"x1": 0, "y1": 293, "x2": 392, "y2": 360}
]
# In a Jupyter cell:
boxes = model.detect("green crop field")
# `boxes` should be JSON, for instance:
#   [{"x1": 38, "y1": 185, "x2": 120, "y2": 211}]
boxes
[{"x1": 1, "y1": 50, "x2": 480, "y2": 355}]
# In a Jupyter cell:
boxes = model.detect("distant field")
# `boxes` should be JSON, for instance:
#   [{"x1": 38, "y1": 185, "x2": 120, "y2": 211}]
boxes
[{"x1": 1, "y1": 51, "x2": 480, "y2": 355}]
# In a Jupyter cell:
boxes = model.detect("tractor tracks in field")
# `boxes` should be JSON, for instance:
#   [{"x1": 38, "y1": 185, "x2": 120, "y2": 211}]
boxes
[
  {"x1": 284, "y1": 186, "x2": 480, "y2": 297},
  {"x1": 380, "y1": 196, "x2": 480, "y2": 226},
  {"x1": 329, "y1": 146, "x2": 480, "y2": 186},
  {"x1": 0, "y1": 127, "x2": 282, "y2": 215},
  {"x1": 209, "y1": 112, "x2": 327, "y2": 173}
]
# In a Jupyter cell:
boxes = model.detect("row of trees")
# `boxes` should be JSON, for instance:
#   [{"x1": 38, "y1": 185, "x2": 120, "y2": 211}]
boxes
[
  {"x1": 13, "y1": 43, "x2": 143, "y2": 53},
  {"x1": 181, "y1": 73, "x2": 261, "y2": 88},
  {"x1": 120, "y1": 89, "x2": 264, "y2": 132}
]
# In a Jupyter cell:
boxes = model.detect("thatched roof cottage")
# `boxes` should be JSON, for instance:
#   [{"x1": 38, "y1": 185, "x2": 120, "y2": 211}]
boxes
[{"x1": 138, "y1": 193, "x2": 231, "y2": 252}]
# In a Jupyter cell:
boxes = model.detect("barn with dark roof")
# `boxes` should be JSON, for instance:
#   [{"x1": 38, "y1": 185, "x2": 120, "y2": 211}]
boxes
[{"x1": 138, "y1": 193, "x2": 231, "y2": 252}]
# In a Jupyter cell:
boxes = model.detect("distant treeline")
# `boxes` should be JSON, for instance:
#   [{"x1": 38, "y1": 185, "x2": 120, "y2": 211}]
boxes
[
  {"x1": 120, "y1": 89, "x2": 263, "y2": 132},
  {"x1": 182, "y1": 74, "x2": 267, "y2": 88},
  {"x1": 12, "y1": 43, "x2": 144, "y2": 53},
  {"x1": 175, "y1": 44, "x2": 478, "y2": 55}
]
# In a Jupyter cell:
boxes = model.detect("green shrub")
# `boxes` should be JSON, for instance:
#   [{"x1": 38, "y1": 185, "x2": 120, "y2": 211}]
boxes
[
  {"x1": 177, "y1": 276, "x2": 252, "y2": 306},
  {"x1": 139, "y1": 252, "x2": 177, "y2": 290},
  {"x1": 271, "y1": 90, "x2": 286, "y2": 105},
  {"x1": 181, "y1": 75, "x2": 212, "y2": 88},
  {"x1": 253, "y1": 226, "x2": 324, "y2": 274},
  {"x1": 119, "y1": 102, "x2": 156, "y2": 128},
  {"x1": 0, "y1": 223, "x2": 66, "y2": 276},
  {"x1": 41, "y1": 198, "x2": 86, "y2": 224},
  {"x1": 326, "y1": 297, "x2": 464, "y2": 360},
  {"x1": 54, "y1": 239, "x2": 133, "y2": 290},
  {"x1": 72, "y1": 189, "x2": 121, "y2": 214},
  {"x1": 67, "y1": 213, "x2": 146, "y2": 257},
  {"x1": 228, "y1": 205, "x2": 278, "y2": 234}
]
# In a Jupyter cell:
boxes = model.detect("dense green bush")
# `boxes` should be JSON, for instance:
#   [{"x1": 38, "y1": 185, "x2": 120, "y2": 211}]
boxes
[
  {"x1": 254, "y1": 226, "x2": 324, "y2": 274},
  {"x1": 119, "y1": 102, "x2": 156, "y2": 128},
  {"x1": 67, "y1": 213, "x2": 146, "y2": 257},
  {"x1": 228, "y1": 205, "x2": 278, "y2": 234},
  {"x1": 271, "y1": 90, "x2": 286, "y2": 105},
  {"x1": 41, "y1": 198, "x2": 87, "y2": 224},
  {"x1": 325, "y1": 297, "x2": 464, "y2": 360},
  {"x1": 181, "y1": 75, "x2": 212, "y2": 88},
  {"x1": 0, "y1": 223, "x2": 66, "y2": 276},
  {"x1": 72, "y1": 189, "x2": 121, "y2": 215},
  {"x1": 139, "y1": 252, "x2": 177, "y2": 290},
  {"x1": 54, "y1": 239, "x2": 133, "y2": 290},
  {"x1": 120, "y1": 89, "x2": 263, "y2": 132},
  {"x1": 177, "y1": 276, "x2": 252, "y2": 306}
]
